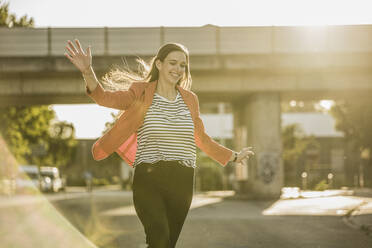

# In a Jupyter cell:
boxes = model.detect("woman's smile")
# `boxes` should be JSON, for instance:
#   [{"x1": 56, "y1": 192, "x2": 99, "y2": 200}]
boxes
[{"x1": 170, "y1": 72, "x2": 181, "y2": 79}]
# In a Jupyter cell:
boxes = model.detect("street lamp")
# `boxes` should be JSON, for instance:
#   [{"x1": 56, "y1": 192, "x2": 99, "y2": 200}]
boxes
[
  {"x1": 301, "y1": 172, "x2": 308, "y2": 191},
  {"x1": 327, "y1": 173, "x2": 334, "y2": 189}
]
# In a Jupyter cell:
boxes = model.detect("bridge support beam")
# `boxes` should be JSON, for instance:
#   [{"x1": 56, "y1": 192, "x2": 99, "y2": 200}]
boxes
[{"x1": 233, "y1": 92, "x2": 283, "y2": 199}]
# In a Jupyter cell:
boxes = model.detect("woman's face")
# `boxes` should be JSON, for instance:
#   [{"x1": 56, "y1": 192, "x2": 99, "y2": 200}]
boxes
[{"x1": 156, "y1": 51, "x2": 187, "y2": 85}]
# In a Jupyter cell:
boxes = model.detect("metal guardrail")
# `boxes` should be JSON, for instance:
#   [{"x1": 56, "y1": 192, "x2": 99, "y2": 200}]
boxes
[{"x1": 1, "y1": 25, "x2": 372, "y2": 57}]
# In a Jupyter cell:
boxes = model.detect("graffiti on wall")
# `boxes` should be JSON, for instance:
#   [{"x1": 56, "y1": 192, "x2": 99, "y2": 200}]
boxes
[{"x1": 258, "y1": 152, "x2": 280, "y2": 184}]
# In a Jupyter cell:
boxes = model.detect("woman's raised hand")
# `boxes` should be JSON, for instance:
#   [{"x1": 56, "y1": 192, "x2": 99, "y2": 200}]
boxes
[
  {"x1": 64, "y1": 39, "x2": 92, "y2": 74},
  {"x1": 236, "y1": 147, "x2": 255, "y2": 166}
]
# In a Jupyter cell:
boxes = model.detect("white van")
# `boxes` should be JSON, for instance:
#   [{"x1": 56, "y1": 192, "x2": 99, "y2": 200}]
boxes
[{"x1": 39, "y1": 167, "x2": 64, "y2": 193}]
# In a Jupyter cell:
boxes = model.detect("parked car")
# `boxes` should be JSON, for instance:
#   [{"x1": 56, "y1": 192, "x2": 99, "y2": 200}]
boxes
[
  {"x1": 39, "y1": 167, "x2": 65, "y2": 193},
  {"x1": 16, "y1": 165, "x2": 41, "y2": 193},
  {"x1": 40, "y1": 173, "x2": 53, "y2": 192}
]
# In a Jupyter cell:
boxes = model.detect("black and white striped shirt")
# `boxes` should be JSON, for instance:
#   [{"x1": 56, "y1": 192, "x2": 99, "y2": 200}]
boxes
[{"x1": 133, "y1": 91, "x2": 196, "y2": 168}]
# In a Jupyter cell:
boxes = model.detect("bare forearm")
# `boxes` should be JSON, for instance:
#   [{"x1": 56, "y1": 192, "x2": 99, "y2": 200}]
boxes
[{"x1": 82, "y1": 66, "x2": 99, "y2": 92}]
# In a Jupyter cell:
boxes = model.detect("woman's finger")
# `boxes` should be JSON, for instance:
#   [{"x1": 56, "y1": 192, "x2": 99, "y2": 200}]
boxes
[
  {"x1": 64, "y1": 52, "x2": 73, "y2": 61},
  {"x1": 239, "y1": 150, "x2": 253, "y2": 157},
  {"x1": 242, "y1": 147, "x2": 253, "y2": 150},
  {"x1": 241, "y1": 152, "x2": 253, "y2": 160},
  {"x1": 66, "y1": 46, "x2": 75, "y2": 56},
  {"x1": 68, "y1": 40, "x2": 79, "y2": 54},
  {"x1": 75, "y1": 39, "x2": 85, "y2": 55},
  {"x1": 86, "y1": 45, "x2": 91, "y2": 57},
  {"x1": 242, "y1": 147, "x2": 254, "y2": 154},
  {"x1": 238, "y1": 160, "x2": 247, "y2": 166},
  {"x1": 64, "y1": 52, "x2": 80, "y2": 68}
]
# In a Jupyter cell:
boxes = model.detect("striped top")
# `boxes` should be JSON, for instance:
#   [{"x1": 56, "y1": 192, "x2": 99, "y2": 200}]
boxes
[{"x1": 133, "y1": 90, "x2": 196, "y2": 168}]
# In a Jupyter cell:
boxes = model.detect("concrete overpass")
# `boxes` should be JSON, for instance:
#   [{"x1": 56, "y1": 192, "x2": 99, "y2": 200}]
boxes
[{"x1": 1, "y1": 25, "x2": 372, "y2": 198}]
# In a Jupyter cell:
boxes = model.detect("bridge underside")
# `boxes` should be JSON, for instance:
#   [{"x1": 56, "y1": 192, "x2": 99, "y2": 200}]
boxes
[
  {"x1": 1, "y1": 70, "x2": 371, "y2": 106},
  {"x1": 1, "y1": 54, "x2": 372, "y2": 106}
]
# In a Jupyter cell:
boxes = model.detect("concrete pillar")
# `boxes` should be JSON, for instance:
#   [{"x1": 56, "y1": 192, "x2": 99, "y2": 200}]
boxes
[
  {"x1": 331, "y1": 148, "x2": 346, "y2": 187},
  {"x1": 233, "y1": 92, "x2": 283, "y2": 199}
]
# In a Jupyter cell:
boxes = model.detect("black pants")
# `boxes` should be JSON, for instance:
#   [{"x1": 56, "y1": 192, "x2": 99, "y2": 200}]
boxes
[{"x1": 133, "y1": 160, "x2": 194, "y2": 248}]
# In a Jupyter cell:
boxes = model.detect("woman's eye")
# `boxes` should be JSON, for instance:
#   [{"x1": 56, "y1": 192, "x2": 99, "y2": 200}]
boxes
[{"x1": 169, "y1": 62, "x2": 186, "y2": 69}]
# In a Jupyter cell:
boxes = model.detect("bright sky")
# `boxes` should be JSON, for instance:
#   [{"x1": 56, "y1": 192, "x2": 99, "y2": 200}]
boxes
[
  {"x1": 52, "y1": 105, "x2": 119, "y2": 139},
  {"x1": 8, "y1": 0, "x2": 372, "y2": 27},
  {"x1": 7, "y1": 0, "x2": 370, "y2": 138}
]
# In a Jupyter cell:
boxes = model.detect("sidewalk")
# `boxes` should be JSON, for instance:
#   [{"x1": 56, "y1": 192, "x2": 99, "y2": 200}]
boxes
[
  {"x1": 0, "y1": 184, "x2": 126, "y2": 208},
  {"x1": 281, "y1": 187, "x2": 372, "y2": 236},
  {"x1": 345, "y1": 187, "x2": 372, "y2": 236},
  {"x1": 353, "y1": 187, "x2": 372, "y2": 198},
  {"x1": 232, "y1": 186, "x2": 372, "y2": 236}
]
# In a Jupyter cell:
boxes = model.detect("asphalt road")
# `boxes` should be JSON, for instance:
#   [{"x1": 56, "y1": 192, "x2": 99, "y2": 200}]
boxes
[{"x1": 1, "y1": 190, "x2": 372, "y2": 248}]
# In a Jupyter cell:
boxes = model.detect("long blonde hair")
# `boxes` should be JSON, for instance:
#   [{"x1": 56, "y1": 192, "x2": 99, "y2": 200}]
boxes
[
  {"x1": 101, "y1": 43, "x2": 192, "y2": 91},
  {"x1": 100, "y1": 43, "x2": 192, "y2": 125}
]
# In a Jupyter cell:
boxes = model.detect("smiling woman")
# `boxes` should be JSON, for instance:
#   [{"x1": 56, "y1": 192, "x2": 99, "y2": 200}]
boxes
[{"x1": 64, "y1": 38, "x2": 254, "y2": 248}]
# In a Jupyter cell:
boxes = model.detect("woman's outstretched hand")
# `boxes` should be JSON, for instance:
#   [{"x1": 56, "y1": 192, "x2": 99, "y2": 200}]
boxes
[
  {"x1": 64, "y1": 39, "x2": 92, "y2": 74},
  {"x1": 235, "y1": 147, "x2": 254, "y2": 166}
]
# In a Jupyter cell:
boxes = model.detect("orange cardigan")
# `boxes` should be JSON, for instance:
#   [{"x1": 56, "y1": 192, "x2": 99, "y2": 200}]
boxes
[{"x1": 86, "y1": 80, "x2": 233, "y2": 167}]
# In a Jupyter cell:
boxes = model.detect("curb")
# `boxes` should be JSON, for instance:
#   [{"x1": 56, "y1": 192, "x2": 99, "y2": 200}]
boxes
[
  {"x1": 342, "y1": 200, "x2": 372, "y2": 236},
  {"x1": 0, "y1": 189, "x2": 132, "y2": 208}
]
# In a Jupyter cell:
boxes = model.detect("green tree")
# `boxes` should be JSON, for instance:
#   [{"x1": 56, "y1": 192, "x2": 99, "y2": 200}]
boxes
[
  {"x1": 330, "y1": 100, "x2": 372, "y2": 152},
  {"x1": 282, "y1": 124, "x2": 319, "y2": 186},
  {"x1": 26, "y1": 119, "x2": 77, "y2": 168},
  {"x1": 0, "y1": 1, "x2": 77, "y2": 168},
  {"x1": 195, "y1": 149, "x2": 224, "y2": 191},
  {"x1": 330, "y1": 100, "x2": 372, "y2": 186},
  {"x1": 0, "y1": 106, "x2": 53, "y2": 164},
  {"x1": 0, "y1": 106, "x2": 78, "y2": 168},
  {"x1": 0, "y1": 1, "x2": 34, "y2": 28}
]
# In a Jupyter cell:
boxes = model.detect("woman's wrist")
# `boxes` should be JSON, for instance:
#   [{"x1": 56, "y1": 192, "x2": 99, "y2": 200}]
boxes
[
  {"x1": 233, "y1": 151, "x2": 238, "y2": 162},
  {"x1": 230, "y1": 151, "x2": 238, "y2": 162}
]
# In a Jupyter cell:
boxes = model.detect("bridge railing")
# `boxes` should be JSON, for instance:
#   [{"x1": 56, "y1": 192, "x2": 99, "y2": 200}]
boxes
[{"x1": 1, "y1": 25, "x2": 372, "y2": 57}]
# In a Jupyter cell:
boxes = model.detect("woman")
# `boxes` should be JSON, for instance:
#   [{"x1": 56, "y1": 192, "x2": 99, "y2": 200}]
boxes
[{"x1": 65, "y1": 39, "x2": 254, "y2": 248}]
